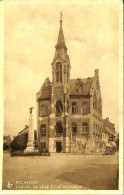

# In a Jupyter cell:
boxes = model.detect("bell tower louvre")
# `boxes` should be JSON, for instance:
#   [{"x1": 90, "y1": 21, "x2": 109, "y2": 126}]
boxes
[{"x1": 51, "y1": 11, "x2": 71, "y2": 86}]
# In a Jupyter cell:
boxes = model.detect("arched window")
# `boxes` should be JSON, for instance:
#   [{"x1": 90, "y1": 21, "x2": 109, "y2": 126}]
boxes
[
  {"x1": 71, "y1": 102, "x2": 76, "y2": 114},
  {"x1": 72, "y1": 123, "x2": 77, "y2": 134},
  {"x1": 56, "y1": 121, "x2": 63, "y2": 135},
  {"x1": 40, "y1": 105, "x2": 47, "y2": 117},
  {"x1": 82, "y1": 102, "x2": 88, "y2": 114},
  {"x1": 56, "y1": 100, "x2": 63, "y2": 116},
  {"x1": 40, "y1": 125, "x2": 46, "y2": 136},
  {"x1": 56, "y1": 62, "x2": 62, "y2": 83},
  {"x1": 82, "y1": 123, "x2": 88, "y2": 133}
]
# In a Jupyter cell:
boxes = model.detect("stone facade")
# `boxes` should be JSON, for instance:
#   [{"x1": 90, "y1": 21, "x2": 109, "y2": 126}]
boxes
[{"x1": 36, "y1": 17, "x2": 103, "y2": 153}]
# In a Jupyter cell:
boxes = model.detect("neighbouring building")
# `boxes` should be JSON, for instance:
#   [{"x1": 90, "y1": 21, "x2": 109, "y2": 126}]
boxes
[
  {"x1": 102, "y1": 117, "x2": 116, "y2": 142},
  {"x1": 36, "y1": 15, "x2": 103, "y2": 153},
  {"x1": 102, "y1": 129, "x2": 109, "y2": 151},
  {"x1": 102, "y1": 117, "x2": 116, "y2": 149},
  {"x1": 18, "y1": 125, "x2": 29, "y2": 136}
]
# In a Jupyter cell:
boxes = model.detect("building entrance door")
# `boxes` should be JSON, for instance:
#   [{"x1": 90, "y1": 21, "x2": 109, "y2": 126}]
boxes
[{"x1": 56, "y1": 141, "x2": 62, "y2": 153}]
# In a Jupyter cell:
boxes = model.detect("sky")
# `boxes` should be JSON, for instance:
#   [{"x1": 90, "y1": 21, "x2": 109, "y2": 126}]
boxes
[{"x1": 4, "y1": 0, "x2": 121, "y2": 138}]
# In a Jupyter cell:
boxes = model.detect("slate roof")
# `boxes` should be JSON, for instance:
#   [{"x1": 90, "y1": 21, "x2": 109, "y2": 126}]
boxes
[
  {"x1": 102, "y1": 128, "x2": 110, "y2": 135},
  {"x1": 55, "y1": 19, "x2": 67, "y2": 49},
  {"x1": 40, "y1": 84, "x2": 52, "y2": 99},
  {"x1": 36, "y1": 78, "x2": 52, "y2": 100},
  {"x1": 69, "y1": 77, "x2": 93, "y2": 95},
  {"x1": 37, "y1": 77, "x2": 94, "y2": 100}
]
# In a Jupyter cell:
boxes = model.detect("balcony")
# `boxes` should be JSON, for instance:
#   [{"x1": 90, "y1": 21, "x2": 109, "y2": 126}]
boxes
[
  {"x1": 81, "y1": 132, "x2": 88, "y2": 135},
  {"x1": 54, "y1": 133, "x2": 63, "y2": 137}
]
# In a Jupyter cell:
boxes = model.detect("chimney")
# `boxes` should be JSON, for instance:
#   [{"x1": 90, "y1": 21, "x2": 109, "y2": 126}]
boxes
[
  {"x1": 106, "y1": 117, "x2": 109, "y2": 121},
  {"x1": 25, "y1": 125, "x2": 28, "y2": 128}
]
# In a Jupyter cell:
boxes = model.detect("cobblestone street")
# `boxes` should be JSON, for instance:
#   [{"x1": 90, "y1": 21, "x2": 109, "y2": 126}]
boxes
[{"x1": 2, "y1": 152, "x2": 119, "y2": 190}]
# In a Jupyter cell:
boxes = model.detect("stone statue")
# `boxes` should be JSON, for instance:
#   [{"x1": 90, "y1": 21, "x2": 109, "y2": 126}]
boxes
[{"x1": 29, "y1": 107, "x2": 34, "y2": 115}]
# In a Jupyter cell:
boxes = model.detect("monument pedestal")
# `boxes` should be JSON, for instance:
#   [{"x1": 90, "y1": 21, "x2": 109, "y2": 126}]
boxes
[
  {"x1": 24, "y1": 114, "x2": 34, "y2": 153},
  {"x1": 24, "y1": 142, "x2": 34, "y2": 153}
]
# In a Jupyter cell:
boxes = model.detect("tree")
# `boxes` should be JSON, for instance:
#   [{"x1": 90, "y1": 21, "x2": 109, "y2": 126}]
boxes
[{"x1": 11, "y1": 133, "x2": 28, "y2": 151}]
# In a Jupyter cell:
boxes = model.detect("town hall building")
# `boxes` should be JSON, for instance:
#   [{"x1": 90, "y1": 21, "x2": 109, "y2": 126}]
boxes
[{"x1": 36, "y1": 15, "x2": 103, "y2": 153}]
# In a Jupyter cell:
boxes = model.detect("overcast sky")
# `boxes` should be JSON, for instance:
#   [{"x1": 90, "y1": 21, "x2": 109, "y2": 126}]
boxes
[{"x1": 4, "y1": 0, "x2": 121, "y2": 138}]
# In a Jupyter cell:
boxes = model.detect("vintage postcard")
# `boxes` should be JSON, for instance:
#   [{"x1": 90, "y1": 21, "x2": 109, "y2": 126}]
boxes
[{"x1": 0, "y1": 0, "x2": 123, "y2": 194}]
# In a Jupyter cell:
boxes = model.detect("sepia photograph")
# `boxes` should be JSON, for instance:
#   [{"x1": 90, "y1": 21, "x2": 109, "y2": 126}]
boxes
[{"x1": 1, "y1": 0, "x2": 123, "y2": 194}]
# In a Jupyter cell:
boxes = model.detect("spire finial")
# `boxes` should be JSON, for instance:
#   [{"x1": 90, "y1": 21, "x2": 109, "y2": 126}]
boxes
[
  {"x1": 60, "y1": 11, "x2": 63, "y2": 22},
  {"x1": 55, "y1": 11, "x2": 67, "y2": 50}
]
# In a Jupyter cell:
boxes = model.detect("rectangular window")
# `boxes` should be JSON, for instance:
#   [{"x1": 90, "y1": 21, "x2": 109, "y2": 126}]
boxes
[
  {"x1": 82, "y1": 126, "x2": 87, "y2": 132},
  {"x1": 72, "y1": 103, "x2": 76, "y2": 114}
]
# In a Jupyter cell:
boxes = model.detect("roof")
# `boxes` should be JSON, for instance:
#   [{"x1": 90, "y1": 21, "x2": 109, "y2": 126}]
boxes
[
  {"x1": 69, "y1": 77, "x2": 93, "y2": 96},
  {"x1": 18, "y1": 126, "x2": 37, "y2": 136},
  {"x1": 102, "y1": 118, "x2": 115, "y2": 131},
  {"x1": 102, "y1": 128, "x2": 110, "y2": 135},
  {"x1": 37, "y1": 77, "x2": 94, "y2": 100},
  {"x1": 36, "y1": 78, "x2": 52, "y2": 100},
  {"x1": 18, "y1": 125, "x2": 29, "y2": 135},
  {"x1": 55, "y1": 20, "x2": 67, "y2": 49},
  {"x1": 40, "y1": 85, "x2": 52, "y2": 99}
]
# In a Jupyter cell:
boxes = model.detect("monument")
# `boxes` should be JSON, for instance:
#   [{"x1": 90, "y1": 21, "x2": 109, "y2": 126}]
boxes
[{"x1": 24, "y1": 107, "x2": 35, "y2": 153}]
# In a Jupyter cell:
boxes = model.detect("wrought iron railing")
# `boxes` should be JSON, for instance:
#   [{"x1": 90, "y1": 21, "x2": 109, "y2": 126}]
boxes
[
  {"x1": 81, "y1": 132, "x2": 88, "y2": 135},
  {"x1": 54, "y1": 133, "x2": 63, "y2": 137}
]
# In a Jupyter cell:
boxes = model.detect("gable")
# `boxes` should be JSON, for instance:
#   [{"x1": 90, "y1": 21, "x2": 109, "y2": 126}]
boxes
[
  {"x1": 52, "y1": 53, "x2": 64, "y2": 65},
  {"x1": 36, "y1": 78, "x2": 52, "y2": 101},
  {"x1": 70, "y1": 77, "x2": 93, "y2": 96}
]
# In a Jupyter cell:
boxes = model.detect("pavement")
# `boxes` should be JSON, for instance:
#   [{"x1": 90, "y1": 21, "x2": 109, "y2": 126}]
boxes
[{"x1": 2, "y1": 151, "x2": 119, "y2": 190}]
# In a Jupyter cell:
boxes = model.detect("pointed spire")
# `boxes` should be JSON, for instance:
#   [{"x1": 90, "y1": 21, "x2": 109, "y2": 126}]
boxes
[
  {"x1": 60, "y1": 10, "x2": 63, "y2": 22},
  {"x1": 55, "y1": 11, "x2": 67, "y2": 49}
]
